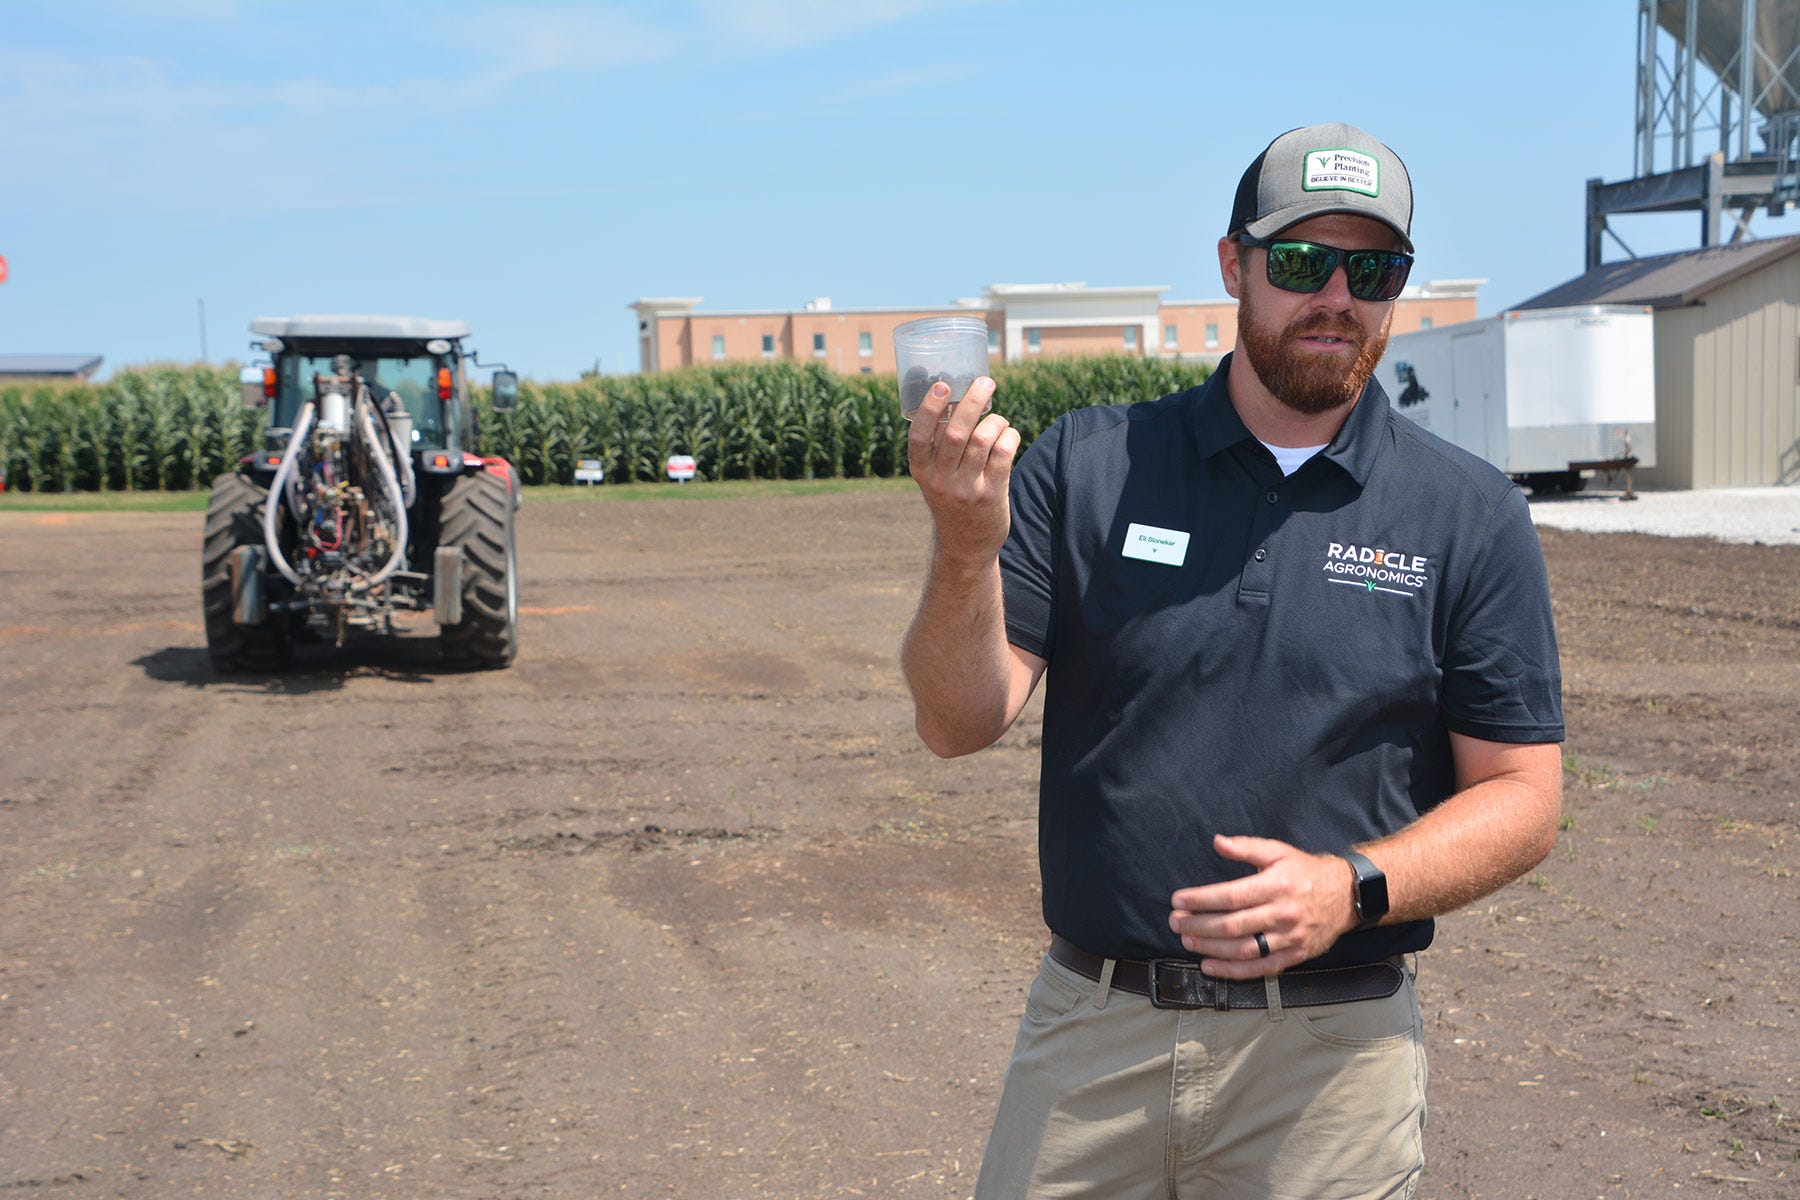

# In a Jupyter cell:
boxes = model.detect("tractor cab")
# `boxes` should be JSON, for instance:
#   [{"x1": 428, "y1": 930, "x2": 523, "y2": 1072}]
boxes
[{"x1": 243, "y1": 316, "x2": 517, "y2": 464}]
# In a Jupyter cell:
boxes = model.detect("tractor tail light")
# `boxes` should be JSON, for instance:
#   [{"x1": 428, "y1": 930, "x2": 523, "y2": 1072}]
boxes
[
  {"x1": 437, "y1": 367, "x2": 452, "y2": 401},
  {"x1": 432, "y1": 453, "x2": 451, "y2": 469},
  {"x1": 262, "y1": 367, "x2": 276, "y2": 399}
]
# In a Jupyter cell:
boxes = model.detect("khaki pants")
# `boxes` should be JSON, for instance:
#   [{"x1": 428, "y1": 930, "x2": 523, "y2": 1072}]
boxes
[{"x1": 975, "y1": 951, "x2": 1426, "y2": 1200}]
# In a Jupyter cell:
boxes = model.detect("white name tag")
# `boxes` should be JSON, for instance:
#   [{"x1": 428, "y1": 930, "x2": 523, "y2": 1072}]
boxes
[{"x1": 1122, "y1": 523, "x2": 1189, "y2": 567}]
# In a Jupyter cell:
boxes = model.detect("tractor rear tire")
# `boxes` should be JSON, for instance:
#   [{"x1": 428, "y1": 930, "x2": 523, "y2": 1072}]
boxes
[
  {"x1": 202, "y1": 472, "x2": 292, "y2": 671},
  {"x1": 439, "y1": 470, "x2": 519, "y2": 668}
]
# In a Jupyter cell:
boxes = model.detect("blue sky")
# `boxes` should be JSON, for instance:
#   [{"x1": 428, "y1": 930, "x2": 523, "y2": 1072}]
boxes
[{"x1": 4, "y1": 0, "x2": 1796, "y2": 381}]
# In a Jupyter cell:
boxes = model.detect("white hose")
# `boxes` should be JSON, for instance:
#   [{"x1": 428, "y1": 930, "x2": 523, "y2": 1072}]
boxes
[
  {"x1": 388, "y1": 409, "x2": 416, "y2": 508},
  {"x1": 354, "y1": 398, "x2": 410, "y2": 590},
  {"x1": 362, "y1": 383, "x2": 416, "y2": 508},
  {"x1": 399, "y1": 441, "x2": 416, "y2": 508},
  {"x1": 263, "y1": 401, "x2": 314, "y2": 586}
]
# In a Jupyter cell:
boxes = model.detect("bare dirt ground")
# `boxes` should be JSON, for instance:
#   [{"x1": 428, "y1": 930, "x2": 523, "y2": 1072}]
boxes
[{"x1": 2, "y1": 487, "x2": 1795, "y2": 1199}]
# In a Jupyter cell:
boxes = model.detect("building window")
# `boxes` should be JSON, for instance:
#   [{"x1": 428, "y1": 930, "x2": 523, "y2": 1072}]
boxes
[
  {"x1": 761, "y1": 334, "x2": 776, "y2": 357},
  {"x1": 1164, "y1": 324, "x2": 1178, "y2": 350},
  {"x1": 1123, "y1": 326, "x2": 1139, "y2": 350},
  {"x1": 988, "y1": 326, "x2": 1000, "y2": 351},
  {"x1": 711, "y1": 334, "x2": 726, "y2": 360},
  {"x1": 812, "y1": 332, "x2": 827, "y2": 358},
  {"x1": 1205, "y1": 322, "x2": 1219, "y2": 348},
  {"x1": 1419, "y1": 317, "x2": 1434, "y2": 330},
  {"x1": 1026, "y1": 329, "x2": 1041, "y2": 353},
  {"x1": 858, "y1": 331, "x2": 872, "y2": 357}
]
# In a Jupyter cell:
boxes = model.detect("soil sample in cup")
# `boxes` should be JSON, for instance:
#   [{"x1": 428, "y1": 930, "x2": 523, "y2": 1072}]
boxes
[
  {"x1": 893, "y1": 315, "x2": 991, "y2": 421},
  {"x1": 900, "y1": 366, "x2": 982, "y2": 415}
]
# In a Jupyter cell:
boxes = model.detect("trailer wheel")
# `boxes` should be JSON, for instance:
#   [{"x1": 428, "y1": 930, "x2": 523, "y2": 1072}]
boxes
[
  {"x1": 438, "y1": 470, "x2": 518, "y2": 668},
  {"x1": 202, "y1": 472, "x2": 292, "y2": 671}
]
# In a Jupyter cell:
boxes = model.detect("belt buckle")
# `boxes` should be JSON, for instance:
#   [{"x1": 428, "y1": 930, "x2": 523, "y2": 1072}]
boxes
[{"x1": 1146, "y1": 959, "x2": 1226, "y2": 1010}]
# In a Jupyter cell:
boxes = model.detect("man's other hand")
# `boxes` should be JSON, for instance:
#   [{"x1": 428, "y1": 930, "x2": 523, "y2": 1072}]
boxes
[{"x1": 1167, "y1": 834, "x2": 1358, "y2": 978}]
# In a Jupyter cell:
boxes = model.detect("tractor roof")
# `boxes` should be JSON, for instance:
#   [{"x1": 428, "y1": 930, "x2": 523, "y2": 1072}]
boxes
[{"x1": 250, "y1": 315, "x2": 472, "y2": 341}]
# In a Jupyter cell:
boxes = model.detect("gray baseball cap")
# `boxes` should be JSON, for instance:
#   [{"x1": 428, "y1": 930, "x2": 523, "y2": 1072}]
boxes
[{"x1": 1228, "y1": 123, "x2": 1413, "y2": 253}]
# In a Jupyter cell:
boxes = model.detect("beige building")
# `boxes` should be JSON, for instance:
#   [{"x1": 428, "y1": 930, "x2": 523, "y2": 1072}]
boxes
[
  {"x1": 631, "y1": 280, "x2": 1483, "y2": 375},
  {"x1": 630, "y1": 296, "x2": 996, "y2": 376},
  {"x1": 1517, "y1": 234, "x2": 1800, "y2": 488}
]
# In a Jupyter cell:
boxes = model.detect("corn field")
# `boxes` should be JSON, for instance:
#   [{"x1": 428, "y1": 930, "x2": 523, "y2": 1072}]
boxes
[
  {"x1": 0, "y1": 365, "x2": 263, "y2": 493},
  {"x1": 0, "y1": 356, "x2": 1211, "y2": 492},
  {"x1": 468, "y1": 356, "x2": 1213, "y2": 485}
]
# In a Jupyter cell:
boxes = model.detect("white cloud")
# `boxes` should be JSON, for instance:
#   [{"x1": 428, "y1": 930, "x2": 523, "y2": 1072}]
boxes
[
  {"x1": 443, "y1": 5, "x2": 679, "y2": 80},
  {"x1": 0, "y1": 0, "x2": 999, "y2": 217},
  {"x1": 81, "y1": 0, "x2": 243, "y2": 18},
  {"x1": 438, "y1": 0, "x2": 996, "y2": 78},
  {"x1": 817, "y1": 61, "x2": 980, "y2": 104},
  {"x1": 0, "y1": 48, "x2": 460, "y2": 217},
  {"x1": 698, "y1": 0, "x2": 987, "y2": 53}
]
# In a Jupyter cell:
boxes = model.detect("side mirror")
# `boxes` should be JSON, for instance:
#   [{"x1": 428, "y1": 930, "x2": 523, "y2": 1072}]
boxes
[
  {"x1": 491, "y1": 370, "x2": 519, "y2": 412},
  {"x1": 239, "y1": 366, "x2": 268, "y2": 409}
]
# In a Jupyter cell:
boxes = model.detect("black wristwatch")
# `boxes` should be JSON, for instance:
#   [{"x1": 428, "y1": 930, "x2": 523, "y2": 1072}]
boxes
[{"x1": 1337, "y1": 850, "x2": 1389, "y2": 931}]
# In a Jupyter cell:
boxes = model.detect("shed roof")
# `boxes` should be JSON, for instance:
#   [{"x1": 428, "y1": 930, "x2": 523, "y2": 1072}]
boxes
[
  {"x1": 1515, "y1": 234, "x2": 1800, "y2": 311},
  {"x1": 0, "y1": 354, "x2": 104, "y2": 376}
]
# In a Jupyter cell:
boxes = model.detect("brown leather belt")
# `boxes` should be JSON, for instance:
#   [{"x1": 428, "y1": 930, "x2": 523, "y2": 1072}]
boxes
[{"x1": 1049, "y1": 934, "x2": 1405, "y2": 1012}]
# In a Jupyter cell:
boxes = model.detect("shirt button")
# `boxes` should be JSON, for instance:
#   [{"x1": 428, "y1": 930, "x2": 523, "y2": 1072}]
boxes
[
  {"x1": 1266, "y1": 491, "x2": 1279, "y2": 504},
  {"x1": 1253, "y1": 548, "x2": 1267, "y2": 562}
]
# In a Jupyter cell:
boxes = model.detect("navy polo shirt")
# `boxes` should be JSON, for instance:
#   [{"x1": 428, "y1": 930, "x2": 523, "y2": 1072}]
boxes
[{"x1": 999, "y1": 354, "x2": 1564, "y2": 968}]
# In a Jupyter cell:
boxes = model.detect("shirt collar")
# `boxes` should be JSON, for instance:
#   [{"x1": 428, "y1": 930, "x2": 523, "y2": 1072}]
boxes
[{"x1": 1186, "y1": 351, "x2": 1390, "y2": 486}]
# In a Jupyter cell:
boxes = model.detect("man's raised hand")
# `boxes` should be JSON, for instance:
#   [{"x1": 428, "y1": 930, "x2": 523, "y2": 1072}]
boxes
[{"x1": 906, "y1": 375, "x2": 1019, "y2": 561}]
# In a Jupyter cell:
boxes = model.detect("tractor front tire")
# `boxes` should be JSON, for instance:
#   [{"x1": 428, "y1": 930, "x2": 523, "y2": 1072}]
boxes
[
  {"x1": 439, "y1": 470, "x2": 519, "y2": 668},
  {"x1": 202, "y1": 472, "x2": 292, "y2": 671}
]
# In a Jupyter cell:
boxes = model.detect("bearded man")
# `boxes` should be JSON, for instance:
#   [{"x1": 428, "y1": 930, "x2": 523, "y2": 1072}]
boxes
[{"x1": 900, "y1": 123, "x2": 1565, "y2": 1199}]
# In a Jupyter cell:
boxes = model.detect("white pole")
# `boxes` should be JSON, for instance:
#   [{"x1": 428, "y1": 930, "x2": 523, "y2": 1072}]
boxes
[{"x1": 1738, "y1": 0, "x2": 1757, "y2": 161}]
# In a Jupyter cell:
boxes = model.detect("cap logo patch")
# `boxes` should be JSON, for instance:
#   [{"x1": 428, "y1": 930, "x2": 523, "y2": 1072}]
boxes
[{"x1": 1303, "y1": 147, "x2": 1379, "y2": 197}]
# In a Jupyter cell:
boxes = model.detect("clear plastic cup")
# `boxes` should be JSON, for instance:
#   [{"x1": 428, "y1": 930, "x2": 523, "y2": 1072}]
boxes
[{"x1": 893, "y1": 315, "x2": 991, "y2": 421}]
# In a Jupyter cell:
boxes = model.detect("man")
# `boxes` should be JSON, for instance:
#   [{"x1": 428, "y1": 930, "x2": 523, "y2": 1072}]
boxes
[{"x1": 901, "y1": 123, "x2": 1564, "y2": 1199}]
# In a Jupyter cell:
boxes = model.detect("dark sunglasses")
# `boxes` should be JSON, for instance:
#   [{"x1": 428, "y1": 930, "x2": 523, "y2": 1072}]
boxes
[{"x1": 1236, "y1": 235, "x2": 1414, "y2": 302}]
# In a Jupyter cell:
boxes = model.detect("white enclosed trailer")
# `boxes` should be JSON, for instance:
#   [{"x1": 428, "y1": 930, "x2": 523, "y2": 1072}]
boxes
[{"x1": 1380, "y1": 305, "x2": 1655, "y2": 494}]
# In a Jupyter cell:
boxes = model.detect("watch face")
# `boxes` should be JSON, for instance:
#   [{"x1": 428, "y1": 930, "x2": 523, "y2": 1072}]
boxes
[
  {"x1": 1361, "y1": 870, "x2": 1389, "y2": 925},
  {"x1": 1343, "y1": 850, "x2": 1388, "y2": 928}
]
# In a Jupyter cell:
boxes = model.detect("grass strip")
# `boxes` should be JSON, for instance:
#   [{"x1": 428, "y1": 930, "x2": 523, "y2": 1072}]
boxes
[
  {"x1": 0, "y1": 490, "x2": 211, "y2": 513},
  {"x1": 0, "y1": 477, "x2": 917, "y2": 514}
]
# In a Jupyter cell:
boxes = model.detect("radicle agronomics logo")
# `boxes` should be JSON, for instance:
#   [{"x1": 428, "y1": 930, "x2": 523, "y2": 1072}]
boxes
[{"x1": 1321, "y1": 541, "x2": 1431, "y2": 598}]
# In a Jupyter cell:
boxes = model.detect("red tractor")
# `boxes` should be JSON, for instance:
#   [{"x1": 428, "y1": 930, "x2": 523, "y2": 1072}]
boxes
[{"x1": 204, "y1": 315, "x2": 521, "y2": 670}]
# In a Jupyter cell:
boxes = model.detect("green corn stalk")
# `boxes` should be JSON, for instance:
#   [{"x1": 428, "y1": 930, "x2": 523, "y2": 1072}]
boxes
[
  {"x1": 0, "y1": 388, "x2": 19, "y2": 490},
  {"x1": 45, "y1": 391, "x2": 79, "y2": 491},
  {"x1": 12, "y1": 388, "x2": 50, "y2": 491},
  {"x1": 524, "y1": 382, "x2": 570, "y2": 486}
]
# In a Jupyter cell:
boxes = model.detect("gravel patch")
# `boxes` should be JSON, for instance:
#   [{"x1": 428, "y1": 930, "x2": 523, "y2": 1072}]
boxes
[{"x1": 1526, "y1": 484, "x2": 1800, "y2": 545}]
